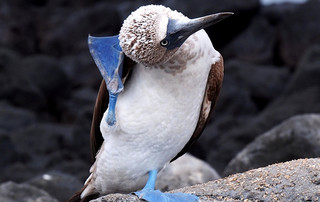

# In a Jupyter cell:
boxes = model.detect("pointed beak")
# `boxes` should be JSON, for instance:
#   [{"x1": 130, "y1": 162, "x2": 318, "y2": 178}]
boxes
[{"x1": 163, "y1": 12, "x2": 234, "y2": 50}]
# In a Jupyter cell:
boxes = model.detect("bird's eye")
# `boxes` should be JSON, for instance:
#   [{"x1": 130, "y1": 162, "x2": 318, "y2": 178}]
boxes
[{"x1": 160, "y1": 39, "x2": 169, "y2": 47}]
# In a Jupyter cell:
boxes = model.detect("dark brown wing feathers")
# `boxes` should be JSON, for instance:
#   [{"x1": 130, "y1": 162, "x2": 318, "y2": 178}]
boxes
[
  {"x1": 171, "y1": 55, "x2": 224, "y2": 162},
  {"x1": 89, "y1": 80, "x2": 108, "y2": 162}
]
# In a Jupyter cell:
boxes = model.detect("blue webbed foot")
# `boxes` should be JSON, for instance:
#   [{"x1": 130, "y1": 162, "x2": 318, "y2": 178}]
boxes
[
  {"x1": 134, "y1": 189, "x2": 199, "y2": 202},
  {"x1": 133, "y1": 170, "x2": 198, "y2": 202},
  {"x1": 88, "y1": 35, "x2": 124, "y2": 126}
]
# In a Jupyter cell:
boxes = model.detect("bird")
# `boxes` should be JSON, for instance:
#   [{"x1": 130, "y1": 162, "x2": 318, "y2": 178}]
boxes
[{"x1": 68, "y1": 4, "x2": 233, "y2": 202}]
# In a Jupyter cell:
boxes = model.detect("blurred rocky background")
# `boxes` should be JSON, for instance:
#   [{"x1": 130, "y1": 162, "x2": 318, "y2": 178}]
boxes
[{"x1": 1, "y1": 0, "x2": 320, "y2": 201}]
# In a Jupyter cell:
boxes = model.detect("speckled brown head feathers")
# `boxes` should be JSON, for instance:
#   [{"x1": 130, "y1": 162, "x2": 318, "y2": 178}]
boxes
[{"x1": 119, "y1": 5, "x2": 187, "y2": 66}]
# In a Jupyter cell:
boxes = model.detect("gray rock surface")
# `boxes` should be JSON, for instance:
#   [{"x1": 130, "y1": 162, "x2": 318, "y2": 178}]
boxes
[
  {"x1": 0, "y1": 181, "x2": 58, "y2": 202},
  {"x1": 92, "y1": 158, "x2": 320, "y2": 201},
  {"x1": 225, "y1": 114, "x2": 320, "y2": 175},
  {"x1": 157, "y1": 154, "x2": 220, "y2": 191}
]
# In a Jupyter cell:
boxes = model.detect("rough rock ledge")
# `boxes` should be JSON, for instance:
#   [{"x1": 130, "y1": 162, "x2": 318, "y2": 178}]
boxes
[{"x1": 92, "y1": 158, "x2": 320, "y2": 201}]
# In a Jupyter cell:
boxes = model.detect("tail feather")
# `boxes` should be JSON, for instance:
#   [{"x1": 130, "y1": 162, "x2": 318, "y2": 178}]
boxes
[{"x1": 67, "y1": 185, "x2": 99, "y2": 202}]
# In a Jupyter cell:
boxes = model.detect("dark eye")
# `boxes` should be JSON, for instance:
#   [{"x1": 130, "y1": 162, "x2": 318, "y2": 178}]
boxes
[{"x1": 160, "y1": 39, "x2": 169, "y2": 47}]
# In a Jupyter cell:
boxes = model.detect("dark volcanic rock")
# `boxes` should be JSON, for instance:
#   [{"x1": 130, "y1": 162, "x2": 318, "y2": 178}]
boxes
[
  {"x1": 261, "y1": 2, "x2": 301, "y2": 25},
  {"x1": 59, "y1": 86, "x2": 97, "y2": 122},
  {"x1": 0, "y1": 132, "x2": 18, "y2": 167},
  {"x1": 0, "y1": 181, "x2": 58, "y2": 202},
  {"x1": 222, "y1": 16, "x2": 276, "y2": 64},
  {"x1": 225, "y1": 60, "x2": 290, "y2": 106},
  {"x1": 51, "y1": 159, "x2": 90, "y2": 183},
  {"x1": 60, "y1": 52, "x2": 101, "y2": 88},
  {"x1": 0, "y1": 47, "x2": 20, "y2": 73},
  {"x1": 285, "y1": 45, "x2": 320, "y2": 94},
  {"x1": 11, "y1": 123, "x2": 72, "y2": 156},
  {"x1": 0, "y1": 1, "x2": 39, "y2": 55},
  {"x1": 2, "y1": 54, "x2": 71, "y2": 115},
  {"x1": 9, "y1": 55, "x2": 70, "y2": 98},
  {"x1": 0, "y1": 48, "x2": 47, "y2": 110},
  {"x1": 27, "y1": 171, "x2": 83, "y2": 202},
  {"x1": 225, "y1": 114, "x2": 320, "y2": 175},
  {"x1": 278, "y1": 0, "x2": 320, "y2": 67},
  {"x1": 251, "y1": 44, "x2": 320, "y2": 132},
  {"x1": 0, "y1": 163, "x2": 37, "y2": 183},
  {"x1": 70, "y1": 106, "x2": 93, "y2": 161},
  {"x1": 0, "y1": 103, "x2": 36, "y2": 132},
  {"x1": 0, "y1": 74, "x2": 47, "y2": 111},
  {"x1": 10, "y1": 123, "x2": 73, "y2": 174},
  {"x1": 93, "y1": 158, "x2": 320, "y2": 202},
  {"x1": 40, "y1": 2, "x2": 121, "y2": 55},
  {"x1": 212, "y1": 75, "x2": 259, "y2": 117}
]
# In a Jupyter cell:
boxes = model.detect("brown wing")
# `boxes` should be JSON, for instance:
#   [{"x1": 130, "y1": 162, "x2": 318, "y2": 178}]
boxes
[
  {"x1": 89, "y1": 56, "x2": 135, "y2": 162},
  {"x1": 171, "y1": 55, "x2": 224, "y2": 162}
]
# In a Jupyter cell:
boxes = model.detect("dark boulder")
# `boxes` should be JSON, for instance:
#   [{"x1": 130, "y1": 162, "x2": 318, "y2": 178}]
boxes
[{"x1": 225, "y1": 114, "x2": 320, "y2": 175}]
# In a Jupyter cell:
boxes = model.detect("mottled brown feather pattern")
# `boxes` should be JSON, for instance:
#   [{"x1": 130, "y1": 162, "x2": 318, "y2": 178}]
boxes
[{"x1": 171, "y1": 55, "x2": 224, "y2": 162}]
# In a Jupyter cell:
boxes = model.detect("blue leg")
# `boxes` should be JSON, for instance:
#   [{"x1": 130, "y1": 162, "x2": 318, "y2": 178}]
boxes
[
  {"x1": 88, "y1": 35, "x2": 124, "y2": 126},
  {"x1": 134, "y1": 170, "x2": 199, "y2": 202},
  {"x1": 106, "y1": 93, "x2": 118, "y2": 126}
]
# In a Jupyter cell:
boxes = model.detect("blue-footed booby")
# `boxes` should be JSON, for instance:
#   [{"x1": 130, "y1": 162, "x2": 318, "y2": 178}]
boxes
[{"x1": 69, "y1": 4, "x2": 233, "y2": 202}]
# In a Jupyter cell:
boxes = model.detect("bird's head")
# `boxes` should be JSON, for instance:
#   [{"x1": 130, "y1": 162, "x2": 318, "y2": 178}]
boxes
[{"x1": 119, "y1": 5, "x2": 233, "y2": 67}]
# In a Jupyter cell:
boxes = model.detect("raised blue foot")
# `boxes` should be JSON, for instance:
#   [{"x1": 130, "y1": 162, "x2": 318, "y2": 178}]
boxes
[
  {"x1": 134, "y1": 170, "x2": 199, "y2": 202},
  {"x1": 88, "y1": 35, "x2": 124, "y2": 126}
]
